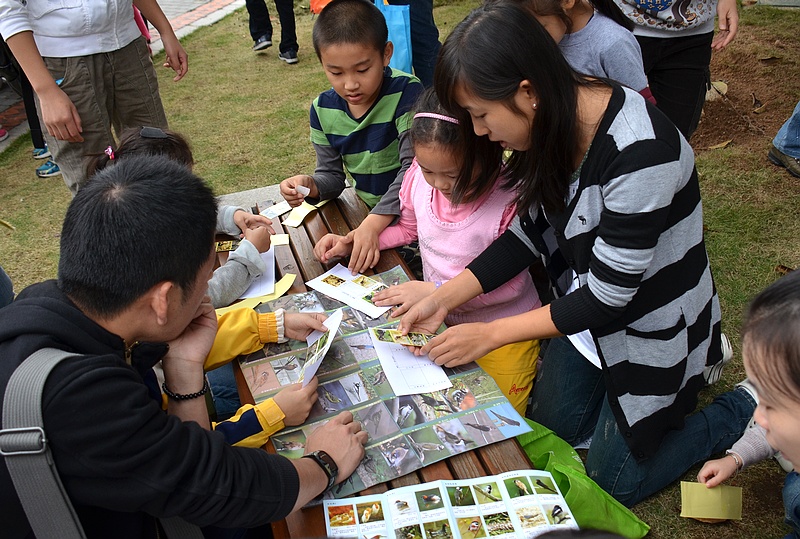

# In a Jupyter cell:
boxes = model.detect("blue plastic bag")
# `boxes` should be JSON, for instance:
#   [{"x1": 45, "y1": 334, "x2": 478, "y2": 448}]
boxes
[{"x1": 375, "y1": 0, "x2": 413, "y2": 75}]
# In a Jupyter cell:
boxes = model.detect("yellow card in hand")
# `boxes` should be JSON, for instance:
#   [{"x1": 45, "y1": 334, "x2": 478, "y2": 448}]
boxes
[{"x1": 680, "y1": 481, "x2": 742, "y2": 522}]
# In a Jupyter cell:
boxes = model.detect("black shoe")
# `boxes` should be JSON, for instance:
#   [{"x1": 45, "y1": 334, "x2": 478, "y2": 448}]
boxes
[
  {"x1": 253, "y1": 35, "x2": 272, "y2": 51},
  {"x1": 768, "y1": 145, "x2": 800, "y2": 178},
  {"x1": 279, "y1": 49, "x2": 298, "y2": 64}
]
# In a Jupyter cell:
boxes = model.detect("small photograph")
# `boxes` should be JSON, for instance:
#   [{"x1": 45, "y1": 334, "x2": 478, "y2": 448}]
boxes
[
  {"x1": 373, "y1": 265, "x2": 410, "y2": 287},
  {"x1": 316, "y1": 381, "x2": 353, "y2": 414},
  {"x1": 327, "y1": 503, "x2": 356, "y2": 527},
  {"x1": 459, "y1": 409, "x2": 505, "y2": 445},
  {"x1": 413, "y1": 391, "x2": 458, "y2": 420},
  {"x1": 373, "y1": 327, "x2": 396, "y2": 344},
  {"x1": 531, "y1": 475, "x2": 558, "y2": 496},
  {"x1": 323, "y1": 274, "x2": 347, "y2": 287},
  {"x1": 482, "y1": 512, "x2": 515, "y2": 536},
  {"x1": 456, "y1": 516, "x2": 486, "y2": 539},
  {"x1": 317, "y1": 340, "x2": 358, "y2": 376},
  {"x1": 394, "y1": 524, "x2": 422, "y2": 539},
  {"x1": 362, "y1": 365, "x2": 393, "y2": 398},
  {"x1": 423, "y1": 520, "x2": 452, "y2": 539},
  {"x1": 504, "y1": 477, "x2": 533, "y2": 498},
  {"x1": 356, "y1": 500, "x2": 384, "y2": 523},
  {"x1": 362, "y1": 286, "x2": 386, "y2": 306},
  {"x1": 343, "y1": 331, "x2": 377, "y2": 363},
  {"x1": 473, "y1": 482, "x2": 502, "y2": 504},
  {"x1": 292, "y1": 291, "x2": 326, "y2": 313},
  {"x1": 442, "y1": 381, "x2": 478, "y2": 413},
  {"x1": 339, "y1": 371, "x2": 372, "y2": 404},
  {"x1": 319, "y1": 294, "x2": 348, "y2": 311},
  {"x1": 543, "y1": 503, "x2": 573, "y2": 526},
  {"x1": 377, "y1": 435, "x2": 422, "y2": 476},
  {"x1": 407, "y1": 426, "x2": 452, "y2": 464},
  {"x1": 271, "y1": 430, "x2": 306, "y2": 458},
  {"x1": 356, "y1": 309, "x2": 393, "y2": 328},
  {"x1": 387, "y1": 329, "x2": 413, "y2": 346},
  {"x1": 356, "y1": 444, "x2": 396, "y2": 485},
  {"x1": 332, "y1": 470, "x2": 366, "y2": 498},
  {"x1": 270, "y1": 354, "x2": 303, "y2": 385},
  {"x1": 447, "y1": 485, "x2": 475, "y2": 507},
  {"x1": 215, "y1": 239, "x2": 240, "y2": 252},
  {"x1": 433, "y1": 419, "x2": 475, "y2": 454},
  {"x1": 485, "y1": 403, "x2": 530, "y2": 438},
  {"x1": 353, "y1": 275, "x2": 378, "y2": 288},
  {"x1": 339, "y1": 307, "x2": 367, "y2": 335},
  {"x1": 391, "y1": 496, "x2": 416, "y2": 515},
  {"x1": 386, "y1": 396, "x2": 426, "y2": 429},
  {"x1": 458, "y1": 371, "x2": 504, "y2": 402},
  {"x1": 515, "y1": 506, "x2": 546, "y2": 529},
  {"x1": 415, "y1": 487, "x2": 444, "y2": 511},
  {"x1": 243, "y1": 361, "x2": 279, "y2": 397},
  {"x1": 407, "y1": 332, "x2": 434, "y2": 347},
  {"x1": 262, "y1": 340, "x2": 296, "y2": 357}
]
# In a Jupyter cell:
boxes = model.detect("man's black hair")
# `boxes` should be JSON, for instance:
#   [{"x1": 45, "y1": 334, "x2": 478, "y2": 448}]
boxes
[
  {"x1": 59, "y1": 155, "x2": 217, "y2": 318},
  {"x1": 312, "y1": 0, "x2": 388, "y2": 60}
]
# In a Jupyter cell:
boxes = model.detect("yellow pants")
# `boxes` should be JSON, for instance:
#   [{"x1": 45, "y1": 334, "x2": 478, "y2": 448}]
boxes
[{"x1": 476, "y1": 339, "x2": 540, "y2": 415}]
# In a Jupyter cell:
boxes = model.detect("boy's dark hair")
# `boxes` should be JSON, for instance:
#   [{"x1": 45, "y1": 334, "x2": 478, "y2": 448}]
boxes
[
  {"x1": 59, "y1": 156, "x2": 217, "y2": 318},
  {"x1": 312, "y1": 0, "x2": 388, "y2": 60},
  {"x1": 434, "y1": 2, "x2": 603, "y2": 215},
  {"x1": 742, "y1": 271, "x2": 800, "y2": 402},
  {"x1": 85, "y1": 127, "x2": 194, "y2": 177},
  {"x1": 410, "y1": 87, "x2": 503, "y2": 204}
]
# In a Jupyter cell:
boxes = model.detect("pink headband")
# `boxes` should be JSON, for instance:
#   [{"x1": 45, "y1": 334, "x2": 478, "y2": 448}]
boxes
[
  {"x1": 104, "y1": 146, "x2": 115, "y2": 160},
  {"x1": 414, "y1": 112, "x2": 459, "y2": 125}
]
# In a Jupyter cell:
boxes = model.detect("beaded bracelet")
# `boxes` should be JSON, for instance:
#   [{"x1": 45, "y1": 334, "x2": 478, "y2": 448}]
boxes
[{"x1": 162, "y1": 379, "x2": 209, "y2": 401}]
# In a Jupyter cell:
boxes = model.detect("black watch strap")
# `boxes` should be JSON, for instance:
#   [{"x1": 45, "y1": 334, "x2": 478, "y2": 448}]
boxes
[{"x1": 302, "y1": 450, "x2": 338, "y2": 494}]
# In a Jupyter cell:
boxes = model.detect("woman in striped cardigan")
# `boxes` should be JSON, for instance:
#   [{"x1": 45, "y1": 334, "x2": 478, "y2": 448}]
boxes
[{"x1": 385, "y1": 3, "x2": 756, "y2": 507}]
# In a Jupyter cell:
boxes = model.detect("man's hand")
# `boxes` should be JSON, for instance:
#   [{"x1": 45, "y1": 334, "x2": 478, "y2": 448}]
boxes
[
  {"x1": 711, "y1": 0, "x2": 739, "y2": 50},
  {"x1": 373, "y1": 281, "x2": 435, "y2": 316},
  {"x1": 314, "y1": 233, "x2": 352, "y2": 263},
  {"x1": 281, "y1": 175, "x2": 318, "y2": 207},
  {"x1": 163, "y1": 295, "x2": 218, "y2": 375},
  {"x1": 305, "y1": 411, "x2": 368, "y2": 483},
  {"x1": 284, "y1": 312, "x2": 328, "y2": 341},
  {"x1": 243, "y1": 226, "x2": 272, "y2": 253},
  {"x1": 273, "y1": 378, "x2": 319, "y2": 426},
  {"x1": 233, "y1": 210, "x2": 274, "y2": 235},
  {"x1": 39, "y1": 85, "x2": 83, "y2": 142}
]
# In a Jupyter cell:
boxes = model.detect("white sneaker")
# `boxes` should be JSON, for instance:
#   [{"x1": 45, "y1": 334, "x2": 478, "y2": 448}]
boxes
[{"x1": 704, "y1": 333, "x2": 733, "y2": 385}]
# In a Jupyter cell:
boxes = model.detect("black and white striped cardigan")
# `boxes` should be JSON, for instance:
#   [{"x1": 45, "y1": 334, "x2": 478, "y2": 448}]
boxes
[{"x1": 469, "y1": 85, "x2": 722, "y2": 461}]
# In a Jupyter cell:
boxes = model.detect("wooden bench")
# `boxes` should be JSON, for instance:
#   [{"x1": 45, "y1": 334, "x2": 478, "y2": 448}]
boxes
[{"x1": 228, "y1": 187, "x2": 534, "y2": 539}]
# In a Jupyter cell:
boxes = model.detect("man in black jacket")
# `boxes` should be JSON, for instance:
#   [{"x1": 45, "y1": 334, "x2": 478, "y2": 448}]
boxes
[{"x1": 0, "y1": 156, "x2": 367, "y2": 538}]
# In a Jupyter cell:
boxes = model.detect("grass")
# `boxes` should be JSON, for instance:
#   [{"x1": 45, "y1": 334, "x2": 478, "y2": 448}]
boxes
[{"x1": 1, "y1": 1, "x2": 799, "y2": 537}]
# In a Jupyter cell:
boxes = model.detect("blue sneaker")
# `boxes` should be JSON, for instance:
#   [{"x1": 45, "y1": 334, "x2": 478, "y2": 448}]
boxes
[
  {"x1": 36, "y1": 160, "x2": 61, "y2": 178},
  {"x1": 32, "y1": 146, "x2": 51, "y2": 159},
  {"x1": 279, "y1": 49, "x2": 298, "y2": 64}
]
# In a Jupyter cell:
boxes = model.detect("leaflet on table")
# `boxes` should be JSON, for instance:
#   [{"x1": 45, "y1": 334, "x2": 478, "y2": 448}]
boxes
[
  {"x1": 238, "y1": 246, "x2": 276, "y2": 299},
  {"x1": 307, "y1": 264, "x2": 392, "y2": 318},
  {"x1": 324, "y1": 470, "x2": 578, "y2": 538},
  {"x1": 299, "y1": 308, "x2": 344, "y2": 386},
  {"x1": 370, "y1": 327, "x2": 452, "y2": 396}
]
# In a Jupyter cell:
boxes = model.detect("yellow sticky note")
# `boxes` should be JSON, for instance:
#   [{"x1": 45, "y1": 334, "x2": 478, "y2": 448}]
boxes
[
  {"x1": 215, "y1": 274, "x2": 296, "y2": 315},
  {"x1": 680, "y1": 481, "x2": 742, "y2": 521},
  {"x1": 271, "y1": 233, "x2": 290, "y2": 246},
  {"x1": 283, "y1": 199, "x2": 329, "y2": 228}
]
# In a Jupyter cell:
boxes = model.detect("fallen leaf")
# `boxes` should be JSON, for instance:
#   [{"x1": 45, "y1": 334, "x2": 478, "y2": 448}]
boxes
[
  {"x1": 759, "y1": 56, "x2": 782, "y2": 65},
  {"x1": 753, "y1": 103, "x2": 768, "y2": 114},
  {"x1": 705, "y1": 80, "x2": 728, "y2": 101},
  {"x1": 708, "y1": 140, "x2": 733, "y2": 150},
  {"x1": 751, "y1": 92, "x2": 763, "y2": 109}
]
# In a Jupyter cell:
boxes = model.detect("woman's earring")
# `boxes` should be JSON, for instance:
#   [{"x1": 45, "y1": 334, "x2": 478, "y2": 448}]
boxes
[{"x1": 532, "y1": 103, "x2": 538, "y2": 110}]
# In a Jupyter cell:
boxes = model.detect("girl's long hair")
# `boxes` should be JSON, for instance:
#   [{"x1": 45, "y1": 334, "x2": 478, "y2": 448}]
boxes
[{"x1": 434, "y1": 3, "x2": 601, "y2": 214}]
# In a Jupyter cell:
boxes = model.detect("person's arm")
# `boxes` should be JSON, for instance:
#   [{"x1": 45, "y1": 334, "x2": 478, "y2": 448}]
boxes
[
  {"x1": 4, "y1": 32, "x2": 83, "y2": 142},
  {"x1": 133, "y1": 0, "x2": 188, "y2": 80},
  {"x1": 309, "y1": 142, "x2": 347, "y2": 201},
  {"x1": 205, "y1": 309, "x2": 280, "y2": 371},
  {"x1": 370, "y1": 130, "x2": 414, "y2": 217},
  {"x1": 711, "y1": 0, "x2": 738, "y2": 50},
  {"x1": 207, "y1": 240, "x2": 267, "y2": 308}
]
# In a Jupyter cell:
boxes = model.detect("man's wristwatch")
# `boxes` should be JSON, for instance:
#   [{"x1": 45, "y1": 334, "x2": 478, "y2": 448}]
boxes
[{"x1": 302, "y1": 450, "x2": 338, "y2": 494}]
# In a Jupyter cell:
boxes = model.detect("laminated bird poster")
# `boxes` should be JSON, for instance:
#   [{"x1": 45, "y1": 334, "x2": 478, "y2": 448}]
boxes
[
  {"x1": 237, "y1": 266, "x2": 532, "y2": 498},
  {"x1": 324, "y1": 470, "x2": 578, "y2": 538}
]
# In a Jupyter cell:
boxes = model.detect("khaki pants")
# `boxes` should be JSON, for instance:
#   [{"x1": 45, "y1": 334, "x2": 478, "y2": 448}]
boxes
[{"x1": 37, "y1": 36, "x2": 168, "y2": 195}]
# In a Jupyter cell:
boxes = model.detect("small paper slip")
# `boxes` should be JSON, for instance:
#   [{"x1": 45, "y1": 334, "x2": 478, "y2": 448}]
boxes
[
  {"x1": 306, "y1": 264, "x2": 391, "y2": 319},
  {"x1": 295, "y1": 185, "x2": 311, "y2": 196},
  {"x1": 283, "y1": 199, "x2": 329, "y2": 228},
  {"x1": 271, "y1": 233, "x2": 290, "y2": 246},
  {"x1": 369, "y1": 327, "x2": 451, "y2": 396},
  {"x1": 238, "y1": 247, "x2": 276, "y2": 299},
  {"x1": 261, "y1": 201, "x2": 292, "y2": 220},
  {"x1": 680, "y1": 481, "x2": 742, "y2": 521},
  {"x1": 299, "y1": 308, "x2": 343, "y2": 386},
  {"x1": 215, "y1": 274, "x2": 295, "y2": 315}
]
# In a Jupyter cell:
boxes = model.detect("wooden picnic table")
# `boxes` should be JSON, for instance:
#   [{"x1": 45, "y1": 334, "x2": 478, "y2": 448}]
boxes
[{"x1": 228, "y1": 187, "x2": 534, "y2": 539}]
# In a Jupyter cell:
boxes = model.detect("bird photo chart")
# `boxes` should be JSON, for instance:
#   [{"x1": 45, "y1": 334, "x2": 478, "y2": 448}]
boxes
[{"x1": 237, "y1": 267, "x2": 532, "y2": 498}]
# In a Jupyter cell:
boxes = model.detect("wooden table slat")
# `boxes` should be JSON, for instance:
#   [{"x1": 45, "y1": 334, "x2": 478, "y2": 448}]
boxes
[{"x1": 283, "y1": 221, "x2": 324, "y2": 282}]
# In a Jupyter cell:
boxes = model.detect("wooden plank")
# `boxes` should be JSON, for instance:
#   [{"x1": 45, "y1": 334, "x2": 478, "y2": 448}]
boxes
[
  {"x1": 284, "y1": 218, "x2": 324, "y2": 283},
  {"x1": 477, "y1": 439, "x2": 534, "y2": 476},
  {"x1": 446, "y1": 451, "x2": 487, "y2": 480},
  {"x1": 389, "y1": 471, "x2": 422, "y2": 489},
  {"x1": 256, "y1": 201, "x2": 306, "y2": 295},
  {"x1": 417, "y1": 460, "x2": 456, "y2": 483},
  {"x1": 321, "y1": 200, "x2": 352, "y2": 237},
  {"x1": 337, "y1": 187, "x2": 370, "y2": 229}
]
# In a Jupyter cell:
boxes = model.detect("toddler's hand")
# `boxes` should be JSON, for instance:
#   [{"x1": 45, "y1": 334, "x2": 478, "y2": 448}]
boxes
[
  {"x1": 243, "y1": 226, "x2": 272, "y2": 253},
  {"x1": 274, "y1": 378, "x2": 319, "y2": 426},
  {"x1": 314, "y1": 233, "x2": 353, "y2": 263},
  {"x1": 697, "y1": 455, "x2": 739, "y2": 487},
  {"x1": 284, "y1": 312, "x2": 328, "y2": 341},
  {"x1": 233, "y1": 210, "x2": 274, "y2": 235},
  {"x1": 281, "y1": 175, "x2": 317, "y2": 207}
]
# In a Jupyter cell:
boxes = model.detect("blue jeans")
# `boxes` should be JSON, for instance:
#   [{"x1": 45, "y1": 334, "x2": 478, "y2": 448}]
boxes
[
  {"x1": 774, "y1": 101, "x2": 800, "y2": 160},
  {"x1": 244, "y1": 0, "x2": 297, "y2": 53},
  {"x1": 784, "y1": 471, "x2": 800, "y2": 538},
  {"x1": 0, "y1": 266, "x2": 13, "y2": 308},
  {"x1": 207, "y1": 363, "x2": 242, "y2": 420},
  {"x1": 387, "y1": 0, "x2": 440, "y2": 87},
  {"x1": 529, "y1": 337, "x2": 756, "y2": 507}
]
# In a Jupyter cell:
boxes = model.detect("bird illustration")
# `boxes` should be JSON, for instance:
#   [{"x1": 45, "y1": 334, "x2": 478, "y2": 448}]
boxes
[
  {"x1": 335, "y1": 473, "x2": 355, "y2": 495},
  {"x1": 370, "y1": 370, "x2": 387, "y2": 386},
  {"x1": 413, "y1": 441, "x2": 446, "y2": 452},
  {"x1": 361, "y1": 453, "x2": 378, "y2": 475},
  {"x1": 251, "y1": 371, "x2": 270, "y2": 392},
  {"x1": 394, "y1": 499, "x2": 410, "y2": 511},
  {"x1": 361, "y1": 507, "x2": 372, "y2": 523},
  {"x1": 371, "y1": 502, "x2": 381, "y2": 518},
  {"x1": 484, "y1": 484, "x2": 492, "y2": 495},
  {"x1": 514, "y1": 479, "x2": 530, "y2": 496},
  {"x1": 467, "y1": 519, "x2": 481, "y2": 538},
  {"x1": 387, "y1": 446, "x2": 409, "y2": 469},
  {"x1": 464, "y1": 422, "x2": 491, "y2": 432},
  {"x1": 397, "y1": 404, "x2": 415, "y2": 426},
  {"x1": 551, "y1": 504, "x2": 570, "y2": 524},
  {"x1": 434, "y1": 425, "x2": 461, "y2": 444},
  {"x1": 364, "y1": 408, "x2": 383, "y2": 428},
  {"x1": 490, "y1": 410, "x2": 521, "y2": 427},
  {"x1": 420, "y1": 494, "x2": 441, "y2": 507},
  {"x1": 275, "y1": 439, "x2": 304, "y2": 451},
  {"x1": 272, "y1": 358, "x2": 298, "y2": 373},
  {"x1": 419, "y1": 393, "x2": 449, "y2": 409},
  {"x1": 536, "y1": 479, "x2": 557, "y2": 494},
  {"x1": 323, "y1": 389, "x2": 341, "y2": 404},
  {"x1": 454, "y1": 486, "x2": 464, "y2": 506}
]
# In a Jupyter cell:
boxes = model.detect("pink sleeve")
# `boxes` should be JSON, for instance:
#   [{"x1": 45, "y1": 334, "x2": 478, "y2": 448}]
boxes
[
  {"x1": 379, "y1": 160, "x2": 420, "y2": 249},
  {"x1": 498, "y1": 202, "x2": 517, "y2": 234}
]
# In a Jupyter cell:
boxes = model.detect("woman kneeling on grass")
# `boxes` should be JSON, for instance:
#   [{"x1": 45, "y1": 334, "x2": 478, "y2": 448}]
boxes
[{"x1": 388, "y1": 2, "x2": 756, "y2": 507}]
